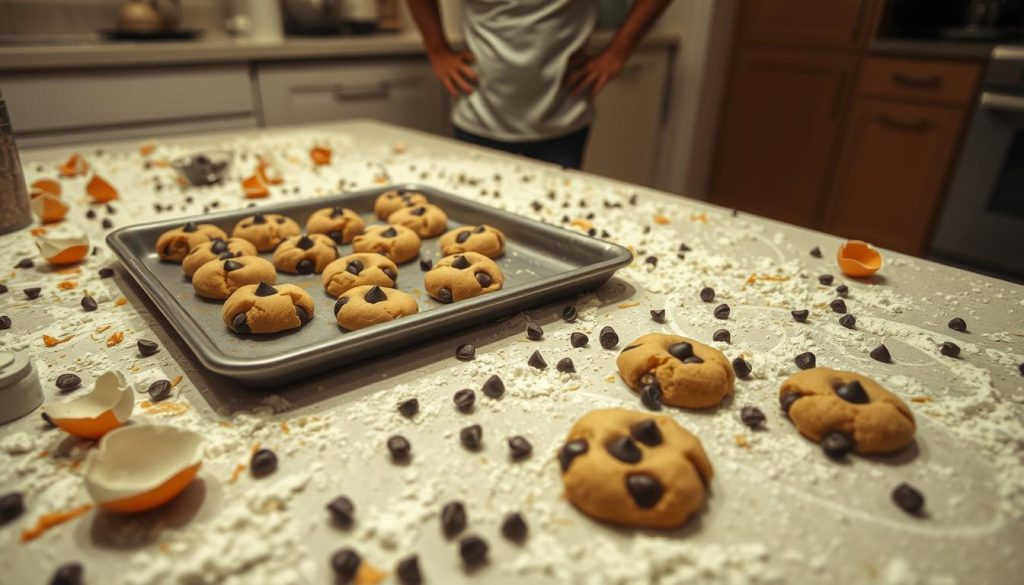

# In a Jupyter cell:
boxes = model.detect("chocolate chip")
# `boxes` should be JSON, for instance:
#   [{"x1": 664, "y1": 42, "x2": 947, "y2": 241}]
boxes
[
  {"x1": 668, "y1": 342, "x2": 693, "y2": 361},
  {"x1": 475, "y1": 272, "x2": 492, "y2": 287},
  {"x1": 892, "y1": 483, "x2": 925, "y2": 515},
  {"x1": 98, "y1": 267, "x2": 115, "y2": 279},
  {"x1": 101, "y1": 218, "x2": 113, "y2": 229},
  {"x1": 810, "y1": 246, "x2": 822, "y2": 258},
  {"x1": 419, "y1": 259, "x2": 433, "y2": 271},
  {"x1": 80, "y1": 296, "x2": 97, "y2": 312},
  {"x1": 330, "y1": 206, "x2": 346, "y2": 218},
  {"x1": 559, "y1": 439, "x2": 588, "y2": 471},
  {"x1": 501, "y1": 512, "x2": 528, "y2": 541},
  {"x1": 250, "y1": 448, "x2": 278, "y2": 477},
  {"x1": 16, "y1": 258, "x2": 33, "y2": 269},
  {"x1": 456, "y1": 343, "x2": 475, "y2": 361},
  {"x1": 0, "y1": 491, "x2": 25, "y2": 525},
  {"x1": 599, "y1": 326, "x2": 618, "y2": 349},
  {"x1": 326, "y1": 495, "x2": 355, "y2": 527},
  {"x1": 640, "y1": 384, "x2": 662, "y2": 411},
  {"x1": 526, "y1": 323, "x2": 543, "y2": 340},
  {"x1": 818, "y1": 274, "x2": 834, "y2": 285},
  {"x1": 829, "y1": 299, "x2": 847, "y2": 314},
  {"x1": 333, "y1": 296, "x2": 350, "y2": 316},
  {"x1": 556, "y1": 357, "x2": 575, "y2": 373},
  {"x1": 791, "y1": 309, "x2": 809, "y2": 322},
  {"x1": 527, "y1": 350, "x2": 547, "y2": 369},
  {"x1": 275, "y1": 217, "x2": 287, "y2": 224},
  {"x1": 148, "y1": 379, "x2": 172, "y2": 402},
  {"x1": 387, "y1": 435, "x2": 411, "y2": 460},
  {"x1": 0, "y1": 284, "x2": 6, "y2": 294},
  {"x1": 295, "y1": 259, "x2": 315, "y2": 274},
  {"x1": 836, "y1": 284, "x2": 849, "y2": 297},
  {"x1": 49, "y1": 562, "x2": 83, "y2": 585},
  {"x1": 794, "y1": 352, "x2": 816, "y2": 369},
  {"x1": 732, "y1": 357, "x2": 752, "y2": 378},
  {"x1": 456, "y1": 230, "x2": 471, "y2": 243},
  {"x1": 295, "y1": 235, "x2": 315, "y2": 251},
  {"x1": 41, "y1": 411, "x2": 55, "y2": 427},
  {"x1": 508, "y1": 436, "x2": 532, "y2": 459},
  {"x1": 626, "y1": 474, "x2": 663, "y2": 508},
  {"x1": 0, "y1": 316, "x2": 10, "y2": 330},
  {"x1": 948, "y1": 317, "x2": 967, "y2": 332},
  {"x1": 86, "y1": 209, "x2": 97, "y2": 219},
  {"x1": 364, "y1": 285, "x2": 387, "y2": 304},
  {"x1": 684, "y1": 356, "x2": 705, "y2": 364},
  {"x1": 396, "y1": 555, "x2": 422, "y2": 585},
  {"x1": 409, "y1": 206, "x2": 427, "y2": 216},
  {"x1": 460, "y1": 424, "x2": 483, "y2": 450},
  {"x1": 481, "y1": 374, "x2": 504, "y2": 398},
  {"x1": 940, "y1": 341, "x2": 960, "y2": 358},
  {"x1": 55, "y1": 373, "x2": 81, "y2": 393},
  {"x1": 699, "y1": 287, "x2": 715, "y2": 302},
  {"x1": 459, "y1": 535, "x2": 489, "y2": 566},
  {"x1": 345, "y1": 260, "x2": 364, "y2": 275},
  {"x1": 231, "y1": 312, "x2": 250, "y2": 333},
  {"x1": 821, "y1": 431, "x2": 854, "y2": 460},
  {"x1": 453, "y1": 389, "x2": 475, "y2": 412},
  {"x1": 380, "y1": 227, "x2": 398, "y2": 237},
  {"x1": 254, "y1": 282, "x2": 277, "y2": 297},
  {"x1": 570, "y1": 332, "x2": 589, "y2": 347},
  {"x1": 223, "y1": 259, "x2": 242, "y2": 272},
  {"x1": 870, "y1": 344, "x2": 891, "y2": 363},
  {"x1": 678, "y1": 242, "x2": 691, "y2": 253},
  {"x1": 712, "y1": 328, "x2": 731, "y2": 343},
  {"x1": 650, "y1": 309, "x2": 665, "y2": 323},
  {"x1": 182, "y1": 221, "x2": 198, "y2": 232},
  {"x1": 562, "y1": 306, "x2": 578, "y2": 322},
  {"x1": 441, "y1": 501, "x2": 467, "y2": 538},
  {"x1": 328, "y1": 231, "x2": 344, "y2": 244},
  {"x1": 452, "y1": 255, "x2": 471, "y2": 269},
  {"x1": 839, "y1": 314, "x2": 856, "y2": 329},
  {"x1": 436, "y1": 287, "x2": 453, "y2": 303},
  {"x1": 24, "y1": 287, "x2": 41, "y2": 300},
  {"x1": 330, "y1": 547, "x2": 361, "y2": 581},
  {"x1": 644, "y1": 255, "x2": 658, "y2": 268},
  {"x1": 714, "y1": 303, "x2": 730, "y2": 319},
  {"x1": 835, "y1": 380, "x2": 869, "y2": 404},
  {"x1": 740, "y1": 406, "x2": 766, "y2": 428},
  {"x1": 606, "y1": 436, "x2": 643, "y2": 463},
  {"x1": 780, "y1": 391, "x2": 801, "y2": 414},
  {"x1": 210, "y1": 239, "x2": 228, "y2": 254},
  {"x1": 397, "y1": 398, "x2": 419, "y2": 417}
]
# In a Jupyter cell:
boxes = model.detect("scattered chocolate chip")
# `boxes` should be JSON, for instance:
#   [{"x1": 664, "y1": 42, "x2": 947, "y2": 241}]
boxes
[
  {"x1": 327, "y1": 495, "x2": 355, "y2": 527},
  {"x1": 459, "y1": 535, "x2": 489, "y2": 566},
  {"x1": 732, "y1": 357, "x2": 752, "y2": 378},
  {"x1": 24, "y1": 287, "x2": 41, "y2": 300},
  {"x1": 818, "y1": 274, "x2": 834, "y2": 285},
  {"x1": 49, "y1": 562, "x2": 84, "y2": 585},
  {"x1": 948, "y1": 317, "x2": 967, "y2": 332},
  {"x1": 396, "y1": 555, "x2": 422, "y2": 585},
  {"x1": 699, "y1": 287, "x2": 715, "y2": 302},
  {"x1": 387, "y1": 435, "x2": 411, "y2": 460},
  {"x1": 460, "y1": 424, "x2": 483, "y2": 450},
  {"x1": 250, "y1": 448, "x2": 278, "y2": 477},
  {"x1": 0, "y1": 284, "x2": 6, "y2": 294},
  {"x1": 559, "y1": 439, "x2": 588, "y2": 471},
  {"x1": 650, "y1": 309, "x2": 665, "y2": 323},
  {"x1": 98, "y1": 267, "x2": 115, "y2": 279},
  {"x1": 453, "y1": 389, "x2": 476, "y2": 412},
  {"x1": 570, "y1": 332, "x2": 589, "y2": 347},
  {"x1": 821, "y1": 431, "x2": 854, "y2": 460},
  {"x1": 599, "y1": 326, "x2": 618, "y2": 349},
  {"x1": 791, "y1": 309, "x2": 809, "y2": 322},
  {"x1": 870, "y1": 344, "x2": 892, "y2": 363},
  {"x1": 835, "y1": 380, "x2": 869, "y2": 403},
  {"x1": 836, "y1": 284, "x2": 849, "y2": 297},
  {"x1": 254, "y1": 282, "x2": 277, "y2": 297},
  {"x1": 80, "y1": 296, "x2": 98, "y2": 312},
  {"x1": 456, "y1": 343, "x2": 475, "y2": 361},
  {"x1": 562, "y1": 306, "x2": 578, "y2": 322},
  {"x1": 714, "y1": 304, "x2": 730, "y2": 319},
  {"x1": 527, "y1": 350, "x2": 547, "y2": 369},
  {"x1": 418, "y1": 258, "x2": 433, "y2": 271},
  {"x1": 451, "y1": 255, "x2": 471, "y2": 270},
  {"x1": 526, "y1": 323, "x2": 543, "y2": 340},
  {"x1": 0, "y1": 491, "x2": 25, "y2": 525},
  {"x1": 0, "y1": 316, "x2": 10, "y2": 330},
  {"x1": 15, "y1": 258, "x2": 33, "y2": 269},
  {"x1": 508, "y1": 436, "x2": 532, "y2": 459},
  {"x1": 330, "y1": 547, "x2": 361, "y2": 582},
  {"x1": 231, "y1": 313, "x2": 251, "y2": 334},
  {"x1": 640, "y1": 384, "x2": 662, "y2": 411},
  {"x1": 712, "y1": 328, "x2": 731, "y2": 343},
  {"x1": 481, "y1": 374, "x2": 504, "y2": 398},
  {"x1": 829, "y1": 299, "x2": 847, "y2": 314},
  {"x1": 794, "y1": 352, "x2": 816, "y2": 370},
  {"x1": 556, "y1": 357, "x2": 575, "y2": 373},
  {"x1": 397, "y1": 398, "x2": 419, "y2": 417},
  {"x1": 939, "y1": 341, "x2": 960, "y2": 358},
  {"x1": 436, "y1": 287, "x2": 453, "y2": 303},
  {"x1": 606, "y1": 436, "x2": 643, "y2": 463},
  {"x1": 892, "y1": 483, "x2": 925, "y2": 516},
  {"x1": 136, "y1": 339, "x2": 159, "y2": 357},
  {"x1": 364, "y1": 285, "x2": 387, "y2": 304},
  {"x1": 441, "y1": 501, "x2": 467, "y2": 537},
  {"x1": 101, "y1": 218, "x2": 113, "y2": 229},
  {"x1": 839, "y1": 314, "x2": 856, "y2": 329},
  {"x1": 295, "y1": 259, "x2": 315, "y2": 274},
  {"x1": 740, "y1": 406, "x2": 766, "y2": 428},
  {"x1": 55, "y1": 373, "x2": 81, "y2": 393},
  {"x1": 148, "y1": 379, "x2": 172, "y2": 402},
  {"x1": 626, "y1": 473, "x2": 663, "y2": 508},
  {"x1": 810, "y1": 246, "x2": 822, "y2": 258},
  {"x1": 86, "y1": 209, "x2": 97, "y2": 219},
  {"x1": 780, "y1": 391, "x2": 801, "y2": 414},
  {"x1": 501, "y1": 512, "x2": 528, "y2": 541},
  {"x1": 644, "y1": 256, "x2": 658, "y2": 268}
]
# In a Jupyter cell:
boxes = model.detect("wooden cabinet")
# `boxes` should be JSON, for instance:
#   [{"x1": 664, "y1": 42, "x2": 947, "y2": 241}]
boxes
[
  {"x1": 737, "y1": 0, "x2": 873, "y2": 48},
  {"x1": 859, "y1": 56, "x2": 983, "y2": 106},
  {"x1": 708, "y1": 49, "x2": 857, "y2": 227}
]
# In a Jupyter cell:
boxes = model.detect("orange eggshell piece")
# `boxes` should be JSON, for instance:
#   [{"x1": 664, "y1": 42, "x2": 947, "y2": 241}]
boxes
[
  {"x1": 311, "y1": 146, "x2": 332, "y2": 166},
  {"x1": 31, "y1": 192, "x2": 69, "y2": 224},
  {"x1": 87, "y1": 174, "x2": 119, "y2": 203},
  {"x1": 31, "y1": 178, "x2": 62, "y2": 197},
  {"x1": 139, "y1": 141, "x2": 156, "y2": 157},
  {"x1": 242, "y1": 174, "x2": 269, "y2": 199},
  {"x1": 837, "y1": 240, "x2": 883, "y2": 277},
  {"x1": 99, "y1": 463, "x2": 201, "y2": 513},
  {"x1": 58, "y1": 153, "x2": 89, "y2": 177},
  {"x1": 51, "y1": 409, "x2": 123, "y2": 440},
  {"x1": 256, "y1": 159, "x2": 283, "y2": 185},
  {"x1": 46, "y1": 245, "x2": 89, "y2": 266}
]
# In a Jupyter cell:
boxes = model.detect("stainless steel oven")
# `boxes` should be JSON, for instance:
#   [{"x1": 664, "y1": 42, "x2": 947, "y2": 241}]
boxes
[{"x1": 931, "y1": 44, "x2": 1024, "y2": 278}]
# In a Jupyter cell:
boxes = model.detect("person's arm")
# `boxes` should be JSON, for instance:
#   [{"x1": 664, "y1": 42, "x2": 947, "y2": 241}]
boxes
[
  {"x1": 405, "y1": 0, "x2": 477, "y2": 98},
  {"x1": 568, "y1": 0, "x2": 673, "y2": 98}
]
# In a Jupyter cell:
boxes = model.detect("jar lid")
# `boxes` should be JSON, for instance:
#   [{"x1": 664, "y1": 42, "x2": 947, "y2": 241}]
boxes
[{"x1": 0, "y1": 351, "x2": 31, "y2": 388}]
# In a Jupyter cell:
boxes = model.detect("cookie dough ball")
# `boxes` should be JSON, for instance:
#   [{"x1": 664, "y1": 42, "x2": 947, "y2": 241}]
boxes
[
  {"x1": 306, "y1": 206, "x2": 365, "y2": 244},
  {"x1": 351, "y1": 224, "x2": 421, "y2": 264},
  {"x1": 182, "y1": 237, "x2": 257, "y2": 277},
  {"x1": 156, "y1": 222, "x2": 227, "y2": 262},
  {"x1": 193, "y1": 255, "x2": 277, "y2": 300},
  {"x1": 322, "y1": 253, "x2": 398, "y2": 298},
  {"x1": 424, "y1": 252, "x2": 504, "y2": 303},
  {"x1": 559, "y1": 408, "x2": 713, "y2": 529},
  {"x1": 779, "y1": 367, "x2": 916, "y2": 455},
  {"x1": 387, "y1": 203, "x2": 448, "y2": 238},
  {"x1": 617, "y1": 333, "x2": 734, "y2": 409},
  {"x1": 374, "y1": 189, "x2": 428, "y2": 220},
  {"x1": 223, "y1": 282, "x2": 314, "y2": 335},
  {"x1": 231, "y1": 213, "x2": 301, "y2": 252},
  {"x1": 272, "y1": 234, "x2": 338, "y2": 275},
  {"x1": 439, "y1": 224, "x2": 506, "y2": 258},
  {"x1": 333, "y1": 284, "x2": 418, "y2": 331}
]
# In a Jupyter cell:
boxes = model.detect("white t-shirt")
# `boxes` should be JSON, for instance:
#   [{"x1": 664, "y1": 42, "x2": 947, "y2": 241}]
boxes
[{"x1": 453, "y1": 0, "x2": 598, "y2": 142}]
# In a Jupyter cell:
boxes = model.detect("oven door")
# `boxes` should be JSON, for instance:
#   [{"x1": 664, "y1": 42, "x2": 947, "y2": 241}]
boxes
[{"x1": 931, "y1": 90, "x2": 1024, "y2": 278}]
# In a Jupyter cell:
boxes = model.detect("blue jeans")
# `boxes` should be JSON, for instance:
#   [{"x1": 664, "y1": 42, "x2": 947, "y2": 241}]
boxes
[{"x1": 453, "y1": 126, "x2": 591, "y2": 170}]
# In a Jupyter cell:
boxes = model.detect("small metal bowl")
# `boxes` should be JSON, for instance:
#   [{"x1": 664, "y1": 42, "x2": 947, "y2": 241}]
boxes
[{"x1": 171, "y1": 150, "x2": 232, "y2": 187}]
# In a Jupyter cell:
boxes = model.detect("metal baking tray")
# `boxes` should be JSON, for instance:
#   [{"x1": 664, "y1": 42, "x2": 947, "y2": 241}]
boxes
[{"x1": 107, "y1": 184, "x2": 632, "y2": 387}]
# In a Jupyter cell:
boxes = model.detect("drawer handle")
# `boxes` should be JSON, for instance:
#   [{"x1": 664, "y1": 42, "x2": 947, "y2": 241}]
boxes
[
  {"x1": 333, "y1": 83, "x2": 391, "y2": 101},
  {"x1": 877, "y1": 114, "x2": 931, "y2": 131},
  {"x1": 891, "y1": 72, "x2": 942, "y2": 89}
]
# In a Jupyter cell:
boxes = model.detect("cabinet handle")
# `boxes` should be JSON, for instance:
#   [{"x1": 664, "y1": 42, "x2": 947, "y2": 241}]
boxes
[
  {"x1": 891, "y1": 72, "x2": 942, "y2": 88},
  {"x1": 877, "y1": 114, "x2": 931, "y2": 131},
  {"x1": 832, "y1": 69, "x2": 849, "y2": 120},
  {"x1": 332, "y1": 82, "x2": 391, "y2": 101},
  {"x1": 980, "y1": 91, "x2": 1024, "y2": 113}
]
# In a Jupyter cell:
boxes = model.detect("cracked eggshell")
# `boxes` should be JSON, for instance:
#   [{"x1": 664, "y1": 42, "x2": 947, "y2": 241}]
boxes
[
  {"x1": 84, "y1": 425, "x2": 204, "y2": 513},
  {"x1": 35, "y1": 233, "x2": 90, "y2": 266},
  {"x1": 29, "y1": 191, "x2": 69, "y2": 224},
  {"x1": 837, "y1": 240, "x2": 883, "y2": 277},
  {"x1": 45, "y1": 371, "x2": 134, "y2": 439}
]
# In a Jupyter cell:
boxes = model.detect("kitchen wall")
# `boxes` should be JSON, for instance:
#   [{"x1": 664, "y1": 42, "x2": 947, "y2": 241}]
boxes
[{"x1": 0, "y1": 0, "x2": 229, "y2": 39}]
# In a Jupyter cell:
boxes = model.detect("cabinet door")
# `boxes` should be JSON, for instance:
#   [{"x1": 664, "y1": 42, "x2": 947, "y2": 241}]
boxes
[
  {"x1": 708, "y1": 49, "x2": 857, "y2": 227},
  {"x1": 583, "y1": 50, "x2": 670, "y2": 187},
  {"x1": 823, "y1": 99, "x2": 965, "y2": 255},
  {"x1": 738, "y1": 0, "x2": 873, "y2": 48}
]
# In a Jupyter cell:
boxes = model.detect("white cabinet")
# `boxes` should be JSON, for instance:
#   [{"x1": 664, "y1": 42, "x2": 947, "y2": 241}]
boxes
[{"x1": 256, "y1": 59, "x2": 449, "y2": 134}]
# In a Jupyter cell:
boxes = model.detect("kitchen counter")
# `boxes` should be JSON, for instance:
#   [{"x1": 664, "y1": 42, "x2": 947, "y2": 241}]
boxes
[
  {"x1": 0, "y1": 120, "x2": 1022, "y2": 584},
  {"x1": 0, "y1": 29, "x2": 680, "y2": 72}
]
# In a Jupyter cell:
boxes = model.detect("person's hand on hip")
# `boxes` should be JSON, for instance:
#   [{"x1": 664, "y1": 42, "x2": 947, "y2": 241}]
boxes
[
  {"x1": 567, "y1": 47, "x2": 627, "y2": 100},
  {"x1": 428, "y1": 47, "x2": 478, "y2": 98}
]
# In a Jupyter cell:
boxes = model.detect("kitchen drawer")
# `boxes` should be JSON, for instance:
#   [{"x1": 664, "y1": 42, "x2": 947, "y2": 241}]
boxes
[
  {"x1": 858, "y1": 57, "x2": 982, "y2": 106},
  {"x1": 0, "y1": 65, "x2": 254, "y2": 134}
]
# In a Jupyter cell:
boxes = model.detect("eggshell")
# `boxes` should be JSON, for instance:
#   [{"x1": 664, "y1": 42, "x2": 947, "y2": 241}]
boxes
[
  {"x1": 31, "y1": 178, "x2": 62, "y2": 197},
  {"x1": 256, "y1": 156, "x2": 283, "y2": 185},
  {"x1": 84, "y1": 425, "x2": 203, "y2": 513},
  {"x1": 86, "y1": 174, "x2": 119, "y2": 203},
  {"x1": 241, "y1": 173, "x2": 269, "y2": 199},
  {"x1": 837, "y1": 240, "x2": 883, "y2": 277},
  {"x1": 29, "y1": 191, "x2": 69, "y2": 224},
  {"x1": 36, "y1": 234, "x2": 90, "y2": 266},
  {"x1": 46, "y1": 371, "x2": 134, "y2": 439},
  {"x1": 58, "y1": 152, "x2": 88, "y2": 177},
  {"x1": 310, "y1": 146, "x2": 332, "y2": 166}
]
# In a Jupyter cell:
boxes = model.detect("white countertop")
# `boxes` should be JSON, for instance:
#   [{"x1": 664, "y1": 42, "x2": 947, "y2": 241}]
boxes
[{"x1": 0, "y1": 120, "x2": 1022, "y2": 584}]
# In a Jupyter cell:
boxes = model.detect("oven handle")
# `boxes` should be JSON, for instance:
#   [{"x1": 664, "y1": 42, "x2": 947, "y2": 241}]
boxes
[{"x1": 980, "y1": 92, "x2": 1024, "y2": 114}]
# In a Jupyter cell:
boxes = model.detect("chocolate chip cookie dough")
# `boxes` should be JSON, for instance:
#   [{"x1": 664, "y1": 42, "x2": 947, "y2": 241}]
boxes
[
  {"x1": 439, "y1": 225, "x2": 505, "y2": 258},
  {"x1": 272, "y1": 234, "x2": 338, "y2": 275},
  {"x1": 779, "y1": 367, "x2": 916, "y2": 456},
  {"x1": 352, "y1": 225, "x2": 421, "y2": 264},
  {"x1": 559, "y1": 408, "x2": 713, "y2": 529},
  {"x1": 193, "y1": 256, "x2": 277, "y2": 300},
  {"x1": 182, "y1": 238, "x2": 257, "y2": 277},
  {"x1": 306, "y1": 206, "x2": 365, "y2": 244},
  {"x1": 387, "y1": 203, "x2": 449, "y2": 238},
  {"x1": 374, "y1": 189, "x2": 428, "y2": 220},
  {"x1": 231, "y1": 213, "x2": 301, "y2": 252},
  {"x1": 223, "y1": 282, "x2": 314, "y2": 335},
  {"x1": 322, "y1": 253, "x2": 398, "y2": 298},
  {"x1": 423, "y1": 252, "x2": 504, "y2": 303},
  {"x1": 617, "y1": 333, "x2": 734, "y2": 409},
  {"x1": 156, "y1": 222, "x2": 228, "y2": 262},
  {"x1": 333, "y1": 284, "x2": 418, "y2": 330}
]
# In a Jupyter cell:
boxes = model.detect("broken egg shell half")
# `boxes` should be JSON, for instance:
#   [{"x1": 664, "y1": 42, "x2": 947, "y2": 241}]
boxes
[
  {"x1": 84, "y1": 424, "x2": 203, "y2": 513},
  {"x1": 31, "y1": 178, "x2": 62, "y2": 197},
  {"x1": 35, "y1": 234, "x2": 90, "y2": 266},
  {"x1": 29, "y1": 191, "x2": 69, "y2": 224},
  {"x1": 837, "y1": 240, "x2": 883, "y2": 277},
  {"x1": 45, "y1": 371, "x2": 134, "y2": 439}
]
